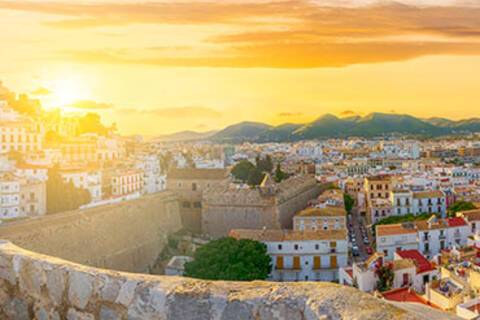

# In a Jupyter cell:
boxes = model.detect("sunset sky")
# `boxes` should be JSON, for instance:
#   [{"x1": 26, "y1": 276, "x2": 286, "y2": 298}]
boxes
[{"x1": 1, "y1": 0, "x2": 480, "y2": 136}]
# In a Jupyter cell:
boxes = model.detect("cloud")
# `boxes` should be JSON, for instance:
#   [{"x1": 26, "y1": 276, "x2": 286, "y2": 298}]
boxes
[
  {"x1": 278, "y1": 112, "x2": 303, "y2": 117},
  {"x1": 4, "y1": 1, "x2": 480, "y2": 68},
  {"x1": 117, "y1": 106, "x2": 222, "y2": 119},
  {"x1": 62, "y1": 40, "x2": 480, "y2": 68},
  {"x1": 340, "y1": 110, "x2": 356, "y2": 116},
  {"x1": 70, "y1": 100, "x2": 113, "y2": 110},
  {"x1": 31, "y1": 87, "x2": 51, "y2": 96}
]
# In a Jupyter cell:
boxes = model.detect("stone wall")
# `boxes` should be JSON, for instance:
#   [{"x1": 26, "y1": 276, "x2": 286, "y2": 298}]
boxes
[
  {"x1": 0, "y1": 241, "x2": 419, "y2": 320},
  {"x1": 0, "y1": 192, "x2": 182, "y2": 273},
  {"x1": 202, "y1": 176, "x2": 321, "y2": 238}
]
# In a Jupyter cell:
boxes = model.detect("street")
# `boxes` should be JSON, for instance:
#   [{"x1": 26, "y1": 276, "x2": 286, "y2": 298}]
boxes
[{"x1": 348, "y1": 208, "x2": 373, "y2": 262}]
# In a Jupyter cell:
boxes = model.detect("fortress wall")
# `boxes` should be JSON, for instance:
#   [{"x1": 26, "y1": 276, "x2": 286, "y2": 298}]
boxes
[
  {"x1": 276, "y1": 184, "x2": 322, "y2": 229},
  {"x1": 0, "y1": 241, "x2": 413, "y2": 320},
  {"x1": 0, "y1": 192, "x2": 182, "y2": 273}
]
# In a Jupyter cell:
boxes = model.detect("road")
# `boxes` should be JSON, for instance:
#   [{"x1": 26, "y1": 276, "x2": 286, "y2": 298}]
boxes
[{"x1": 349, "y1": 208, "x2": 372, "y2": 262}]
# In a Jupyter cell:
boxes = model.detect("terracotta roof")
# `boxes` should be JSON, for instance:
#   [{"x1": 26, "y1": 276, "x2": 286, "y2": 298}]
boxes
[
  {"x1": 382, "y1": 287, "x2": 439, "y2": 309},
  {"x1": 295, "y1": 206, "x2": 346, "y2": 218},
  {"x1": 447, "y1": 217, "x2": 468, "y2": 227},
  {"x1": 376, "y1": 224, "x2": 416, "y2": 237},
  {"x1": 167, "y1": 168, "x2": 227, "y2": 180},
  {"x1": 396, "y1": 250, "x2": 436, "y2": 274},
  {"x1": 229, "y1": 229, "x2": 347, "y2": 242}
]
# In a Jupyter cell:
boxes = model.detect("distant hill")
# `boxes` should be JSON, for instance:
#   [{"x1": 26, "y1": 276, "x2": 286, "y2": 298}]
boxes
[
  {"x1": 162, "y1": 113, "x2": 480, "y2": 143},
  {"x1": 212, "y1": 121, "x2": 272, "y2": 141},
  {"x1": 152, "y1": 130, "x2": 217, "y2": 142}
]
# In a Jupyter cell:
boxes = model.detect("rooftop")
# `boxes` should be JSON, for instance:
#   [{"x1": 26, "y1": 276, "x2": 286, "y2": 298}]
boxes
[
  {"x1": 396, "y1": 249, "x2": 436, "y2": 274},
  {"x1": 295, "y1": 206, "x2": 346, "y2": 218},
  {"x1": 229, "y1": 228, "x2": 347, "y2": 242}
]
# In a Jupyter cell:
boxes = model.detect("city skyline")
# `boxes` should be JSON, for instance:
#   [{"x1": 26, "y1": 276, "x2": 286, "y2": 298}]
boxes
[{"x1": 2, "y1": 0, "x2": 480, "y2": 136}]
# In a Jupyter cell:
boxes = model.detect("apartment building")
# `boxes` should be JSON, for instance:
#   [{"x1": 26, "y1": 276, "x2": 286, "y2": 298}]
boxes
[
  {"x1": 0, "y1": 172, "x2": 46, "y2": 219},
  {"x1": 60, "y1": 167, "x2": 102, "y2": 202},
  {"x1": 376, "y1": 216, "x2": 470, "y2": 260},
  {"x1": 230, "y1": 228, "x2": 348, "y2": 282},
  {"x1": 0, "y1": 101, "x2": 43, "y2": 154},
  {"x1": 293, "y1": 206, "x2": 347, "y2": 231}
]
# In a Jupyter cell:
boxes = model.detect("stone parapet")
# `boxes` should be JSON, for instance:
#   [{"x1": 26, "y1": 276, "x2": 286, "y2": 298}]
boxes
[{"x1": 0, "y1": 241, "x2": 417, "y2": 320}]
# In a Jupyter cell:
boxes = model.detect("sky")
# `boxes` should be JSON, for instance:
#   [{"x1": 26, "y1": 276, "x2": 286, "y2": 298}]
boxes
[{"x1": 1, "y1": 0, "x2": 480, "y2": 136}]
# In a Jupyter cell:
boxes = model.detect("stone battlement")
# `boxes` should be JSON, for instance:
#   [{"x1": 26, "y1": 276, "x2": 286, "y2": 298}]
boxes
[
  {"x1": 0, "y1": 191, "x2": 182, "y2": 273},
  {"x1": 0, "y1": 241, "x2": 416, "y2": 320}
]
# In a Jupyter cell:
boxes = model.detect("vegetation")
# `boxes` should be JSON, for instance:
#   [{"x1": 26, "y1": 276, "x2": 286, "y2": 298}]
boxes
[
  {"x1": 343, "y1": 193, "x2": 355, "y2": 214},
  {"x1": 274, "y1": 163, "x2": 288, "y2": 183},
  {"x1": 231, "y1": 160, "x2": 255, "y2": 182},
  {"x1": 375, "y1": 263, "x2": 394, "y2": 292},
  {"x1": 46, "y1": 167, "x2": 91, "y2": 214},
  {"x1": 448, "y1": 201, "x2": 476, "y2": 217},
  {"x1": 78, "y1": 113, "x2": 114, "y2": 136},
  {"x1": 184, "y1": 237, "x2": 271, "y2": 281},
  {"x1": 231, "y1": 155, "x2": 278, "y2": 186}
]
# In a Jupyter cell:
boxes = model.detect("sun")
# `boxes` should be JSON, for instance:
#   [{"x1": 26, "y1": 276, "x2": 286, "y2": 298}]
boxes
[{"x1": 47, "y1": 77, "x2": 91, "y2": 108}]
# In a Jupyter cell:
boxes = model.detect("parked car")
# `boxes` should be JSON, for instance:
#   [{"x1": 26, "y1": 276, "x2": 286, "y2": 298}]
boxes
[
  {"x1": 366, "y1": 246, "x2": 373, "y2": 255},
  {"x1": 363, "y1": 237, "x2": 369, "y2": 245},
  {"x1": 352, "y1": 246, "x2": 360, "y2": 256}
]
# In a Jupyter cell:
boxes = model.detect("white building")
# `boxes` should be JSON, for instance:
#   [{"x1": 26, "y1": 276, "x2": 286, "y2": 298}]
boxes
[
  {"x1": 61, "y1": 168, "x2": 102, "y2": 202},
  {"x1": 230, "y1": 229, "x2": 348, "y2": 282},
  {"x1": 135, "y1": 155, "x2": 165, "y2": 194},
  {"x1": 376, "y1": 216, "x2": 471, "y2": 260},
  {"x1": 0, "y1": 100, "x2": 44, "y2": 154}
]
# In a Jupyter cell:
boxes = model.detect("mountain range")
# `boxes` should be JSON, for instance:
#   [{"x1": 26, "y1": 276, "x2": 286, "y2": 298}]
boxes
[{"x1": 157, "y1": 113, "x2": 480, "y2": 143}]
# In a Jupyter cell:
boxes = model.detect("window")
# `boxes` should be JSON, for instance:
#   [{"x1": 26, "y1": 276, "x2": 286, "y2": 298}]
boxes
[
  {"x1": 276, "y1": 256, "x2": 284, "y2": 270},
  {"x1": 192, "y1": 183, "x2": 197, "y2": 191},
  {"x1": 293, "y1": 256, "x2": 300, "y2": 269},
  {"x1": 315, "y1": 244, "x2": 319, "y2": 250},
  {"x1": 182, "y1": 201, "x2": 191, "y2": 208},
  {"x1": 193, "y1": 202, "x2": 202, "y2": 208},
  {"x1": 294, "y1": 244, "x2": 299, "y2": 250},
  {"x1": 278, "y1": 244, "x2": 282, "y2": 250}
]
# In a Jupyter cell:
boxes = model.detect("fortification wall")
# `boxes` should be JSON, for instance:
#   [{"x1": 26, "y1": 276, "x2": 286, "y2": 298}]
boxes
[
  {"x1": 0, "y1": 192, "x2": 182, "y2": 273},
  {"x1": 0, "y1": 241, "x2": 416, "y2": 320}
]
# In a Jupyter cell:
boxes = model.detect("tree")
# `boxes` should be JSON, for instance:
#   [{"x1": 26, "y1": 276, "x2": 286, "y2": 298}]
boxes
[
  {"x1": 231, "y1": 160, "x2": 255, "y2": 182},
  {"x1": 376, "y1": 263, "x2": 394, "y2": 292},
  {"x1": 78, "y1": 113, "x2": 112, "y2": 136},
  {"x1": 247, "y1": 168, "x2": 265, "y2": 187},
  {"x1": 344, "y1": 193, "x2": 355, "y2": 214},
  {"x1": 448, "y1": 201, "x2": 476, "y2": 217},
  {"x1": 274, "y1": 163, "x2": 287, "y2": 183},
  {"x1": 257, "y1": 154, "x2": 273, "y2": 173},
  {"x1": 47, "y1": 167, "x2": 92, "y2": 214},
  {"x1": 184, "y1": 237, "x2": 271, "y2": 281}
]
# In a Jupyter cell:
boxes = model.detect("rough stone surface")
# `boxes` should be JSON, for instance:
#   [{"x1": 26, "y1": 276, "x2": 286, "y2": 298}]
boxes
[
  {"x1": 66, "y1": 308, "x2": 95, "y2": 320},
  {"x1": 68, "y1": 271, "x2": 93, "y2": 309},
  {"x1": 99, "y1": 305, "x2": 121, "y2": 320},
  {"x1": 0, "y1": 240, "x2": 456, "y2": 320}
]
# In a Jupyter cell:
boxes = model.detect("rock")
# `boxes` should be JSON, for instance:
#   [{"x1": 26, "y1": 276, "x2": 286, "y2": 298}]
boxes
[
  {"x1": 3, "y1": 297, "x2": 30, "y2": 320},
  {"x1": 99, "y1": 305, "x2": 121, "y2": 320},
  {"x1": 0, "y1": 255, "x2": 15, "y2": 285},
  {"x1": 68, "y1": 271, "x2": 93, "y2": 309},
  {"x1": 126, "y1": 285, "x2": 166, "y2": 320},
  {"x1": 47, "y1": 268, "x2": 67, "y2": 306},
  {"x1": 18, "y1": 259, "x2": 45, "y2": 298},
  {"x1": 100, "y1": 277, "x2": 122, "y2": 302},
  {"x1": 220, "y1": 301, "x2": 254, "y2": 320},
  {"x1": 66, "y1": 308, "x2": 95, "y2": 320},
  {"x1": 116, "y1": 279, "x2": 138, "y2": 307}
]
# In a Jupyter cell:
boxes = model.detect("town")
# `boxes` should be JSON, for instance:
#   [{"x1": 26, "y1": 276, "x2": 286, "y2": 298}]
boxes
[{"x1": 2, "y1": 87, "x2": 480, "y2": 318}]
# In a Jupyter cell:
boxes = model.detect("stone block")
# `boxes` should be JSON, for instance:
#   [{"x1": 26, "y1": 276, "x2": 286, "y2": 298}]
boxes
[{"x1": 68, "y1": 271, "x2": 93, "y2": 310}]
